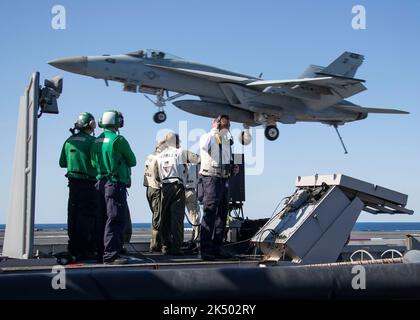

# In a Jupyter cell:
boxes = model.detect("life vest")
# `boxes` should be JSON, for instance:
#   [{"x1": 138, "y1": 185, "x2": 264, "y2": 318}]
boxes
[
  {"x1": 143, "y1": 152, "x2": 160, "y2": 189},
  {"x1": 60, "y1": 131, "x2": 96, "y2": 180},
  {"x1": 156, "y1": 146, "x2": 185, "y2": 184},
  {"x1": 91, "y1": 131, "x2": 132, "y2": 184},
  {"x1": 199, "y1": 131, "x2": 232, "y2": 178}
]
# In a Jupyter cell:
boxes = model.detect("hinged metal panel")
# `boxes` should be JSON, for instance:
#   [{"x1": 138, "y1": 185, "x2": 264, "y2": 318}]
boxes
[{"x1": 2, "y1": 73, "x2": 39, "y2": 259}]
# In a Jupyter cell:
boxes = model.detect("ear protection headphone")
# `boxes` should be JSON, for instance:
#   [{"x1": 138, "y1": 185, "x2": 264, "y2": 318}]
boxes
[
  {"x1": 118, "y1": 112, "x2": 124, "y2": 128},
  {"x1": 88, "y1": 119, "x2": 96, "y2": 129}
]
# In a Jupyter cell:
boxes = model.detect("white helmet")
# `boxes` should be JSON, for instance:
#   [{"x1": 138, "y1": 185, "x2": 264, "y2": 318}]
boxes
[{"x1": 99, "y1": 110, "x2": 124, "y2": 129}]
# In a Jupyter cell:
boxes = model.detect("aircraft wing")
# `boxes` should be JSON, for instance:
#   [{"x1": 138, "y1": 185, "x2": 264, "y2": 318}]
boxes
[
  {"x1": 145, "y1": 64, "x2": 251, "y2": 82},
  {"x1": 246, "y1": 76, "x2": 335, "y2": 88},
  {"x1": 334, "y1": 104, "x2": 409, "y2": 114},
  {"x1": 246, "y1": 76, "x2": 367, "y2": 110},
  {"x1": 247, "y1": 76, "x2": 364, "y2": 88}
]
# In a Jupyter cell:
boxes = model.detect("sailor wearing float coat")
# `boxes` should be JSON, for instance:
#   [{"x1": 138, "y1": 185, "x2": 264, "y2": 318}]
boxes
[
  {"x1": 143, "y1": 140, "x2": 166, "y2": 252},
  {"x1": 156, "y1": 132, "x2": 200, "y2": 255},
  {"x1": 199, "y1": 115, "x2": 239, "y2": 261}
]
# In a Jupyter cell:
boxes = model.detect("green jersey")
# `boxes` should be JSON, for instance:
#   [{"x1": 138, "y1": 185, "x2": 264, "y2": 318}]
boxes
[
  {"x1": 91, "y1": 130, "x2": 136, "y2": 185},
  {"x1": 59, "y1": 131, "x2": 96, "y2": 180}
]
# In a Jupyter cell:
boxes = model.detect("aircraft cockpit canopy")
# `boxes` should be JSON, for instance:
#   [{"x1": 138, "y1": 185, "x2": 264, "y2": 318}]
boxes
[{"x1": 126, "y1": 49, "x2": 183, "y2": 60}]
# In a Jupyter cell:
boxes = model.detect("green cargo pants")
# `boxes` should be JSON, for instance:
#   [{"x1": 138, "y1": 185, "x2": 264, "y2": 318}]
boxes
[{"x1": 147, "y1": 187, "x2": 162, "y2": 251}]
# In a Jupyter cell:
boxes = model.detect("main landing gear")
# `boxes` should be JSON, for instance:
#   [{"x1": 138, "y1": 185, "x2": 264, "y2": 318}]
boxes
[
  {"x1": 239, "y1": 123, "x2": 280, "y2": 145},
  {"x1": 255, "y1": 113, "x2": 280, "y2": 142}
]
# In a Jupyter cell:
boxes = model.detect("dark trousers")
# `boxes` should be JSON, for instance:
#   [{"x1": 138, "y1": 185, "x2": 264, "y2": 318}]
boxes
[
  {"x1": 160, "y1": 183, "x2": 185, "y2": 253},
  {"x1": 123, "y1": 205, "x2": 132, "y2": 245},
  {"x1": 147, "y1": 187, "x2": 162, "y2": 251},
  {"x1": 200, "y1": 176, "x2": 229, "y2": 255},
  {"x1": 67, "y1": 178, "x2": 99, "y2": 259},
  {"x1": 96, "y1": 179, "x2": 128, "y2": 262}
]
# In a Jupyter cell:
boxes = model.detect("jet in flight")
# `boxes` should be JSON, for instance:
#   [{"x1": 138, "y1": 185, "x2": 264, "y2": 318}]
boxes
[{"x1": 49, "y1": 49, "x2": 408, "y2": 150}]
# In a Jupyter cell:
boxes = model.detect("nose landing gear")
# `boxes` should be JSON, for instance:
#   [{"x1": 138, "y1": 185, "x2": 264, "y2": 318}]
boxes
[
  {"x1": 264, "y1": 125, "x2": 279, "y2": 141},
  {"x1": 153, "y1": 111, "x2": 167, "y2": 124},
  {"x1": 144, "y1": 89, "x2": 185, "y2": 124}
]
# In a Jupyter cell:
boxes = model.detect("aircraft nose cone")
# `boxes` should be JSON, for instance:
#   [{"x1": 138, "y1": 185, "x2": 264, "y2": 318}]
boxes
[{"x1": 48, "y1": 56, "x2": 88, "y2": 75}]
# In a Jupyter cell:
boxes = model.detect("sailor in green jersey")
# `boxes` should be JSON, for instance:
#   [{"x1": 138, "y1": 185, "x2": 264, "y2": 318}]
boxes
[
  {"x1": 59, "y1": 112, "x2": 98, "y2": 262},
  {"x1": 91, "y1": 110, "x2": 136, "y2": 265}
]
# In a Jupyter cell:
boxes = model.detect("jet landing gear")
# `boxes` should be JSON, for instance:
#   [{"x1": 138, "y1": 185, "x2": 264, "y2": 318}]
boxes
[
  {"x1": 144, "y1": 88, "x2": 185, "y2": 124},
  {"x1": 153, "y1": 111, "x2": 167, "y2": 124},
  {"x1": 253, "y1": 113, "x2": 280, "y2": 142},
  {"x1": 264, "y1": 125, "x2": 279, "y2": 141},
  {"x1": 239, "y1": 124, "x2": 280, "y2": 144}
]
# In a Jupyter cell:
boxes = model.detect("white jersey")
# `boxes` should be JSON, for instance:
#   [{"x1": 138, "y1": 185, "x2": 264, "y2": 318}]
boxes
[
  {"x1": 157, "y1": 146, "x2": 185, "y2": 184},
  {"x1": 157, "y1": 146, "x2": 201, "y2": 184},
  {"x1": 199, "y1": 128, "x2": 233, "y2": 178},
  {"x1": 143, "y1": 152, "x2": 160, "y2": 189}
]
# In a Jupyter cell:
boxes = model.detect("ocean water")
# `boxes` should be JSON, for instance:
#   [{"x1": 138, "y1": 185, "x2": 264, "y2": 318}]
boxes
[
  {"x1": 1, "y1": 222, "x2": 420, "y2": 232},
  {"x1": 353, "y1": 222, "x2": 420, "y2": 231}
]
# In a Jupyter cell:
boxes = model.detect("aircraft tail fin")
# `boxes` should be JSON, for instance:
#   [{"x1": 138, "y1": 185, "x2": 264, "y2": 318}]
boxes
[
  {"x1": 320, "y1": 51, "x2": 365, "y2": 78},
  {"x1": 299, "y1": 52, "x2": 364, "y2": 79}
]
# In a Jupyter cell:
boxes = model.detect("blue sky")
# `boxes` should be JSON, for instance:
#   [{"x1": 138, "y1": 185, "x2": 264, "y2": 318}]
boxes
[{"x1": 0, "y1": 0, "x2": 419, "y2": 224}]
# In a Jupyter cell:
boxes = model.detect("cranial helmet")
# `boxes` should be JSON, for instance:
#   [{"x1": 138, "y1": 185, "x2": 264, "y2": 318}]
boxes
[
  {"x1": 99, "y1": 110, "x2": 124, "y2": 129},
  {"x1": 74, "y1": 112, "x2": 96, "y2": 130}
]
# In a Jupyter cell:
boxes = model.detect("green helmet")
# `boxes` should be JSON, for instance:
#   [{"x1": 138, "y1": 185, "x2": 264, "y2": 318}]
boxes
[
  {"x1": 99, "y1": 110, "x2": 124, "y2": 129},
  {"x1": 74, "y1": 112, "x2": 96, "y2": 129}
]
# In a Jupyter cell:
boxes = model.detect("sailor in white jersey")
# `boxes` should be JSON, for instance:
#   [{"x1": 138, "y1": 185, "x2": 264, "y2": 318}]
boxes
[{"x1": 156, "y1": 132, "x2": 200, "y2": 255}]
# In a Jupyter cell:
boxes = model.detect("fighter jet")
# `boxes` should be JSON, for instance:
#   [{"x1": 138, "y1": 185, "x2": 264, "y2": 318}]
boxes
[{"x1": 49, "y1": 49, "x2": 408, "y2": 150}]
